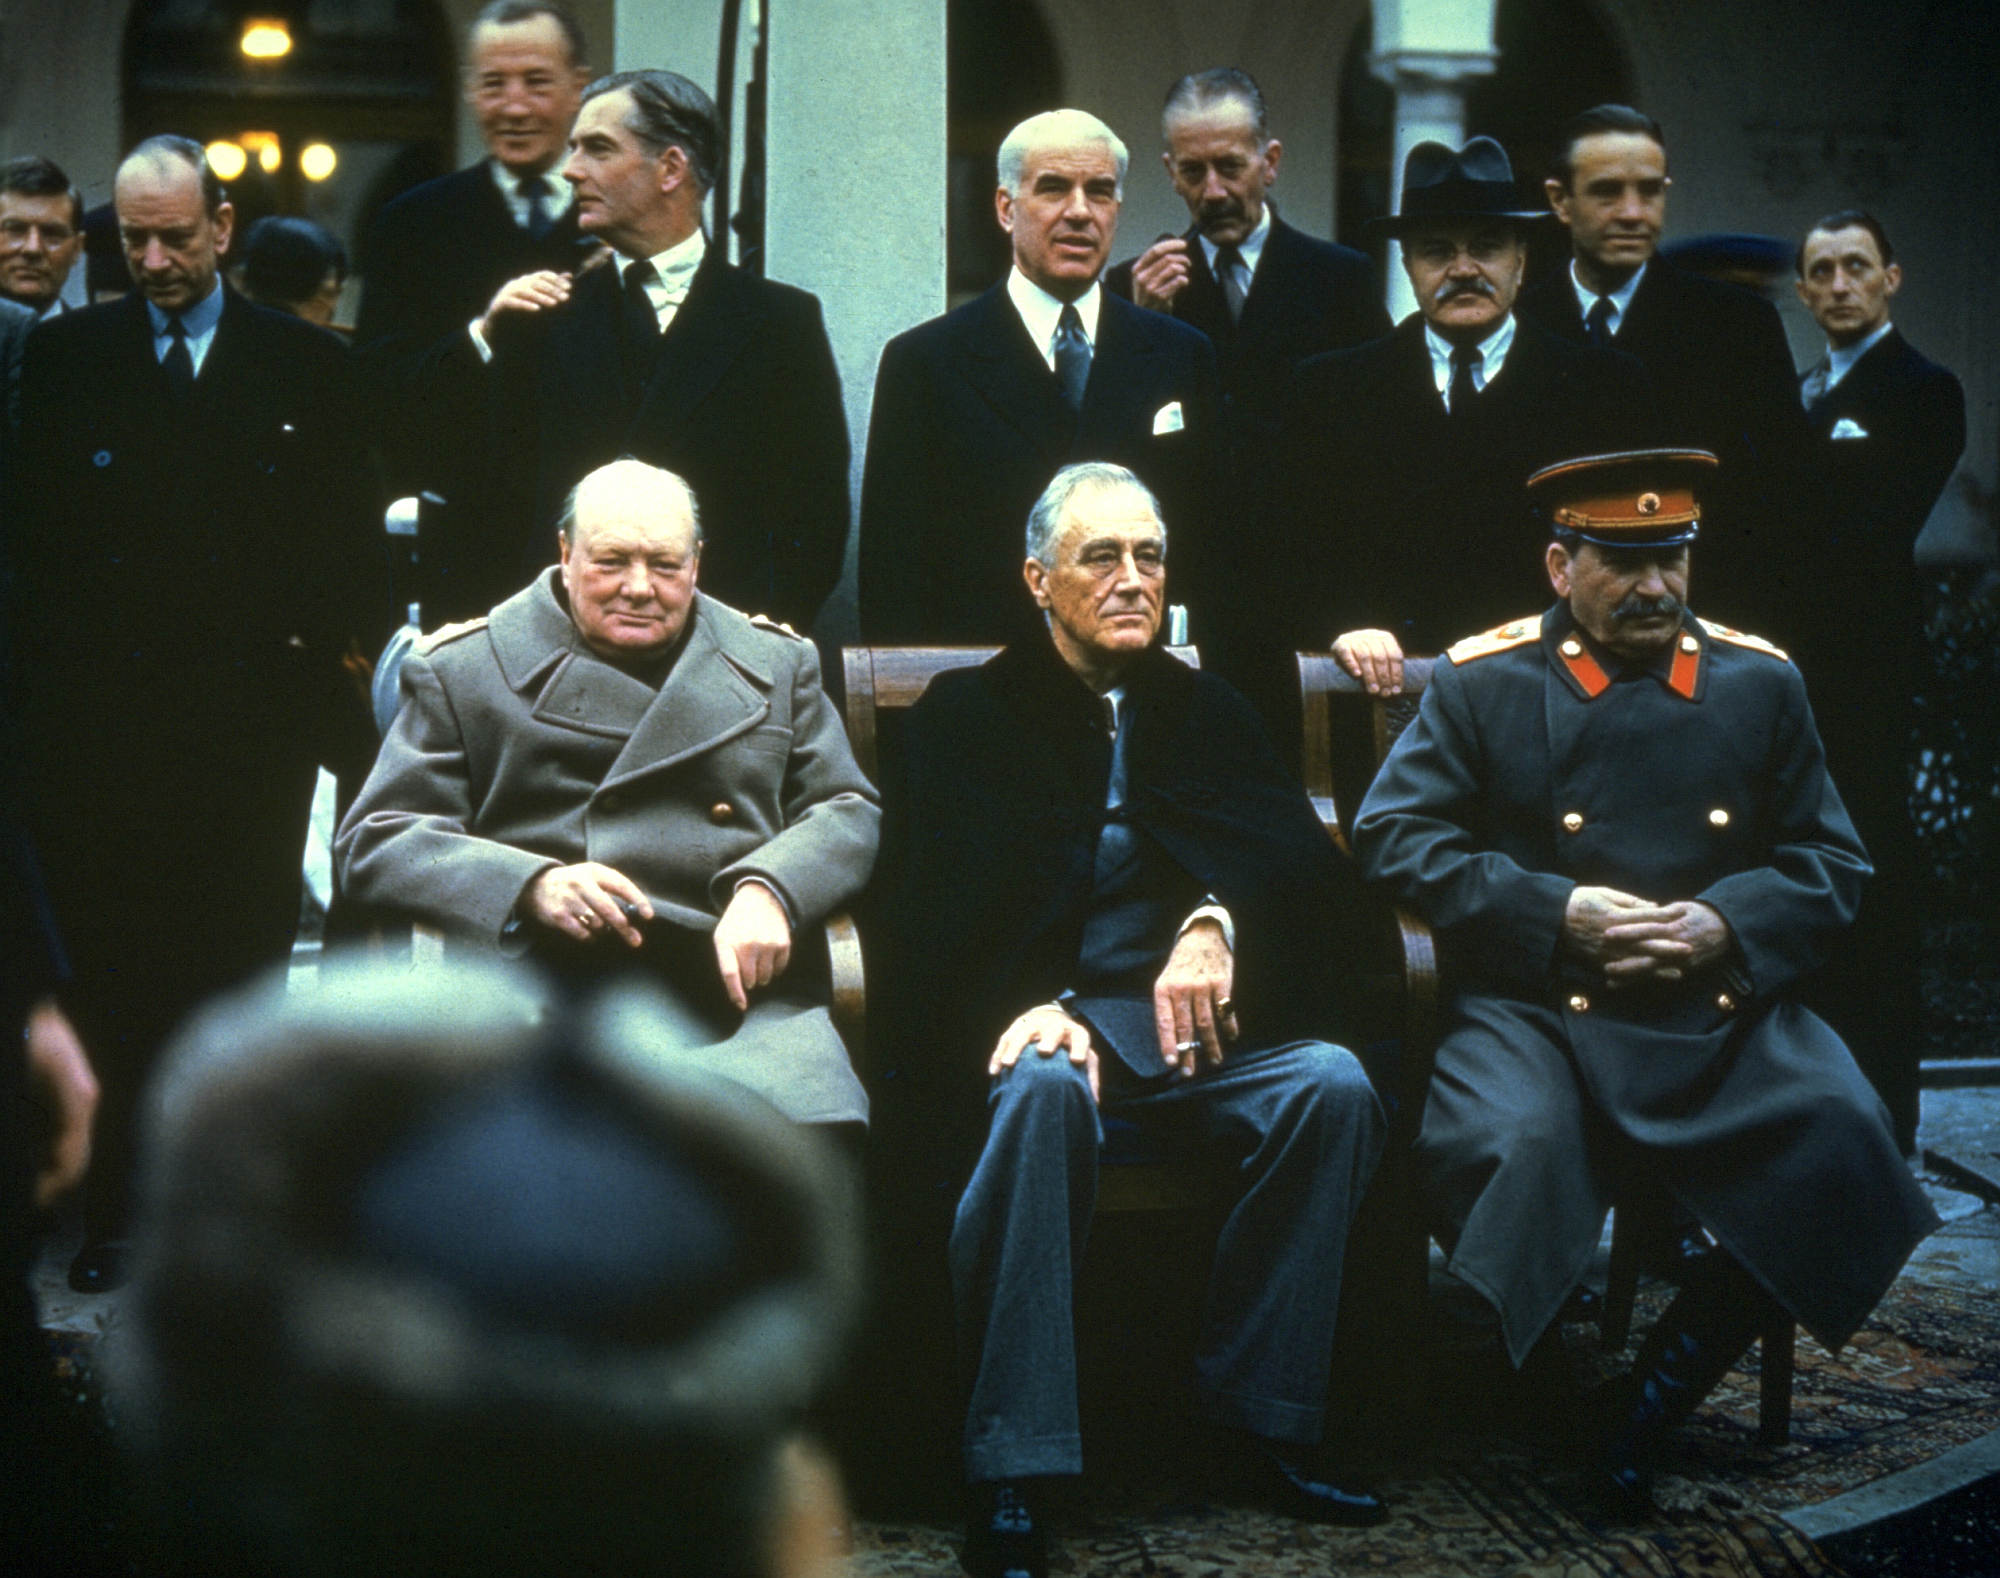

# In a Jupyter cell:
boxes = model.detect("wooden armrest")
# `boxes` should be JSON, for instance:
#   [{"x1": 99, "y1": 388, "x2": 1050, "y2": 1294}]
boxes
[{"x1": 825, "y1": 911, "x2": 864, "y2": 1055}]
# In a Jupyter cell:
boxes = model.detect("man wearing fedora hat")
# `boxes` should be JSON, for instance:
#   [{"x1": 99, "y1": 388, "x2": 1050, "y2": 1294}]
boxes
[
  {"x1": 1272, "y1": 137, "x2": 1655, "y2": 713},
  {"x1": 1352, "y1": 449, "x2": 1935, "y2": 1508}
]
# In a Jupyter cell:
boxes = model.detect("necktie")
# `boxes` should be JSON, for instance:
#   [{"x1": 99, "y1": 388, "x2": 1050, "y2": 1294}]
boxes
[
  {"x1": 1585, "y1": 295, "x2": 1615, "y2": 350},
  {"x1": 162, "y1": 314, "x2": 194, "y2": 398},
  {"x1": 1214, "y1": 243, "x2": 1248, "y2": 326},
  {"x1": 520, "y1": 175, "x2": 554, "y2": 239},
  {"x1": 1053, "y1": 303, "x2": 1091, "y2": 414},
  {"x1": 1447, "y1": 343, "x2": 1481, "y2": 416},
  {"x1": 1801, "y1": 362, "x2": 1830, "y2": 412}
]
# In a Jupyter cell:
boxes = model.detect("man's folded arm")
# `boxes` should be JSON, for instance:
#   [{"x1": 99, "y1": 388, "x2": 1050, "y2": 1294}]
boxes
[
  {"x1": 1352, "y1": 668, "x2": 1573, "y2": 989},
  {"x1": 333, "y1": 653, "x2": 557, "y2": 949}
]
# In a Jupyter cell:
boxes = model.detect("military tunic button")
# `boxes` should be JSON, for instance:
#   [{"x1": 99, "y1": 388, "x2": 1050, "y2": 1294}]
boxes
[
  {"x1": 1560, "y1": 639, "x2": 1582, "y2": 657},
  {"x1": 1680, "y1": 634, "x2": 1700, "y2": 653},
  {"x1": 1562, "y1": 812, "x2": 1584, "y2": 832},
  {"x1": 1716, "y1": 993, "x2": 1736, "y2": 1012},
  {"x1": 709, "y1": 802, "x2": 734, "y2": 824},
  {"x1": 1709, "y1": 808, "x2": 1730, "y2": 827},
  {"x1": 93, "y1": 450, "x2": 112, "y2": 468},
  {"x1": 1569, "y1": 994, "x2": 1590, "y2": 1013}
]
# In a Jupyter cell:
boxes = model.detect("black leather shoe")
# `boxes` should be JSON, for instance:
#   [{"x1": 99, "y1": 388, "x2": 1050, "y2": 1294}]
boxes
[
  {"x1": 962, "y1": 1480, "x2": 1047, "y2": 1578},
  {"x1": 67, "y1": 1238, "x2": 132, "y2": 1295},
  {"x1": 1251, "y1": 1437, "x2": 1389, "y2": 1527}
]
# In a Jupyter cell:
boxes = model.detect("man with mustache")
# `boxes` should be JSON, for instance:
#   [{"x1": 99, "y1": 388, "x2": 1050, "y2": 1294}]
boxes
[
  {"x1": 1352, "y1": 449, "x2": 1936, "y2": 1510},
  {"x1": 1276, "y1": 138, "x2": 1654, "y2": 710}
]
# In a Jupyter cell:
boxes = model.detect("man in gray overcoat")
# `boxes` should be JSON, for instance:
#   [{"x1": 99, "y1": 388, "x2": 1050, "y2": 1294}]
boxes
[
  {"x1": 336, "y1": 459, "x2": 878, "y2": 1128},
  {"x1": 1353, "y1": 448, "x2": 1936, "y2": 1507}
]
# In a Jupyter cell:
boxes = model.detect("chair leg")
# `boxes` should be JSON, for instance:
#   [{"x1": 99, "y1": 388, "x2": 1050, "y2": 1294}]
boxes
[
  {"x1": 1758, "y1": 1316, "x2": 1795, "y2": 1446},
  {"x1": 1602, "y1": 1206, "x2": 1640, "y2": 1352}
]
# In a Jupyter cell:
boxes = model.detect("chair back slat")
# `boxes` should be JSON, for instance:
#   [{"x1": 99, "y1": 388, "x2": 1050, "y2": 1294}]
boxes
[{"x1": 1293, "y1": 654, "x2": 1438, "y2": 852}]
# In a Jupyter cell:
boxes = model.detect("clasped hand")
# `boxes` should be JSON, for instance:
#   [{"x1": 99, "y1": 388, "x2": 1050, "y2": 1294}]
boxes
[
  {"x1": 1563, "y1": 885, "x2": 1732, "y2": 984},
  {"x1": 526, "y1": 865, "x2": 792, "y2": 1010}
]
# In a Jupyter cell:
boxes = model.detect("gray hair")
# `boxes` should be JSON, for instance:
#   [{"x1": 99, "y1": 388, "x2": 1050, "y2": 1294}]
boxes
[
  {"x1": 997, "y1": 109, "x2": 1129, "y2": 197},
  {"x1": 1162, "y1": 67, "x2": 1270, "y2": 144},
  {"x1": 469, "y1": 0, "x2": 587, "y2": 67},
  {"x1": 557, "y1": 458, "x2": 703, "y2": 546},
  {"x1": 1025, "y1": 462, "x2": 1164, "y2": 565},
  {"x1": 582, "y1": 69, "x2": 721, "y2": 195}
]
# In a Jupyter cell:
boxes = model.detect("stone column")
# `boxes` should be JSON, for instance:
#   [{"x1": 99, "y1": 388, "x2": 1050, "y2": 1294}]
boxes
[{"x1": 1366, "y1": 0, "x2": 1499, "y2": 321}]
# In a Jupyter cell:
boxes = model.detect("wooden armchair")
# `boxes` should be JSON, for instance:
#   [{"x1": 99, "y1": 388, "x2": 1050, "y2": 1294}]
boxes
[{"x1": 1295, "y1": 651, "x2": 1792, "y2": 1443}]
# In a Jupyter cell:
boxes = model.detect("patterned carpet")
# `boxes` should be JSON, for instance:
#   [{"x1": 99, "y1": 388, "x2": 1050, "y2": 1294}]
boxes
[{"x1": 844, "y1": 1277, "x2": 2000, "y2": 1578}]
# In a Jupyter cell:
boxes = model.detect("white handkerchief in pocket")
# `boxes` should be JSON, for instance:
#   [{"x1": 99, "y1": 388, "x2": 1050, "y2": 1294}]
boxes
[
  {"x1": 1830, "y1": 417, "x2": 1869, "y2": 440},
  {"x1": 1152, "y1": 400, "x2": 1185, "y2": 436}
]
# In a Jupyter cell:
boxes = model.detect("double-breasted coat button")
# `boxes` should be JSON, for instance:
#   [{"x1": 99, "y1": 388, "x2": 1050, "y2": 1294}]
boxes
[
  {"x1": 1569, "y1": 993, "x2": 1590, "y2": 1013},
  {"x1": 1716, "y1": 993, "x2": 1736, "y2": 1012},
  {"x1": 709, "y1": 802, "x2": 734, "y2": 824},
  {"x1": 1562, "y1": 811, "x2": 1585, "y2": 833},
  {"x1": 1709, "y1": 808, "x2": 1730, "y2": 827}
]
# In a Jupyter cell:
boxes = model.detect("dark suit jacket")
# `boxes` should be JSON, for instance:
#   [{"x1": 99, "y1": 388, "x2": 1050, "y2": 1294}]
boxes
[
  {"x1": 1518, "y1": 258, "x2": 1809, "y2": 635},
  {"x1": 1278, "y1": 314, "x2": 1657, "y2": 659},
  {"x1": 419, "y1": 245, "x2": 850, "y2": 630},
  {"x1": 1105, "y1": 214, "x2": 1388, "y2": 436},
  {"x1": 857, "y1": 283, "x2": 1222, "y2": 645},
  {"x1": 11, "y1": 289, "x2": 385, "y2": 1006},
  {"x1": 355, "y1": 162, "x2": 590, "y2": 541},
  {"x1": 873, "y1": 636, "x2": 1387, "y2": 1180}
]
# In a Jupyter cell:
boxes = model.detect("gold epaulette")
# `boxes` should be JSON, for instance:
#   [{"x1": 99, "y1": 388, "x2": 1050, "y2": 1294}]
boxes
[
  {"x1": 1697, "y1": 618, "x2": 1789, "y2": 662},
  {"x1": 412, "y1": 617, "x2": 489, "y2": 656},
  {"x1": 748, "y1": 613, "x2": 805, "y2": 640},
  {"x1": 1447, "y1": 615, "x2": 1542, "y2": 665}
]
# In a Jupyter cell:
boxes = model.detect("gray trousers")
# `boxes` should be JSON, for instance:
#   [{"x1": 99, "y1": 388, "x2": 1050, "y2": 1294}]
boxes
[{"x1": 949, "y1": 1039, "x2": 1384, "y2": 1483}]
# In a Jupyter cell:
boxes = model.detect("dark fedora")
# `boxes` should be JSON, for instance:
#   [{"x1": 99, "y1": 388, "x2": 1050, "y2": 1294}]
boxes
[{"x1": 1370, "y1": 135, "x2": 1544, "y2": 236}]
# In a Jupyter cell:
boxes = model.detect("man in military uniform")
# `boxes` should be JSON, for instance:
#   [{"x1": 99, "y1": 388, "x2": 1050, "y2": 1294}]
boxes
[{"x1": 1352, "y1": 450, "x2": 1935, "y2": 1506}]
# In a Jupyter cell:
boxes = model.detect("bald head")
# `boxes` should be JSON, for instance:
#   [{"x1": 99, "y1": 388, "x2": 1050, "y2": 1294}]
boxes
[
  {"x1": 557, "y1": 461, "x2": 703, "y2": 661},
  {"x1": 115, "y1": 138, "x2": 232, "y2": 312}
]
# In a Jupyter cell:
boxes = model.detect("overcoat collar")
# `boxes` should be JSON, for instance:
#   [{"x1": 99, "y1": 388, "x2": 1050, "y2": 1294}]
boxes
[
  {"x1": 486, "y1": 574, "x2": 774, "y2": 784},
  {"x1": 984, "y1": 634, "x2": 1198, "y2": 800}
]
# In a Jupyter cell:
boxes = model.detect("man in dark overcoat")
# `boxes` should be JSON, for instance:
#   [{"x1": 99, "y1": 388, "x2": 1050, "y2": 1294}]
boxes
[
  {"x1": 857, "y1": 109, "x2": 1221, "y2": 648},
  {"x1": 418, "y1": 68, "x2": 849, "y2": 631},
  {"x1": 876, "y1": 462, "x2": 1390, "y2": 1574},
  {"x1": 1790, "y1": 210, "x2": 1966, "y2": 1148},
  {"x1": 1352, "y1": 449, "x2": 1937, "y2": 1507},
  {"x1": 1103, "y1": 69, "x2": 1386, "y2": 447},
  {"x1": 1519, "y1": 105, "x2": 1809, "y2": 635},
  {"x1": 336, "y1": 461, "x2": 877, "y2": 1129},
  {"x1": 1275, "y1": 136, "x2": 1653, "y2": 721},
  {"x1": 11, "y1": 136, "x2": 383, "y2": 1292}
]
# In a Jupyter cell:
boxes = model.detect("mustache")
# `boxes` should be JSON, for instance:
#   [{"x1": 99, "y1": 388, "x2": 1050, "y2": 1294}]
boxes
[
  {"x1": 1434, "y1": 277, "x2": 1498, "y2": 305},
  {"x1": 1612, "y1": 592, "x2": 1682, "y2": 623}
]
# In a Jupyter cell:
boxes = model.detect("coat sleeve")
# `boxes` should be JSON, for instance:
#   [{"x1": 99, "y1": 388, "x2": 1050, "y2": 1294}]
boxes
[
  {"x1": 855, "y1": 332, "x2": 936, "y2": 643},
  {"x1": 1351, "y1": 662, "x2": 1574, "y2": 991},
  {"x1": 333, "y1": 650, "x2": 558, "y2": 947},
  {"x1": 1698, "y1": 668, "x2": 1871, "y2": 1000},
  {"x1": 714, "y1": 640, "x2": 881, "y2": 926}
]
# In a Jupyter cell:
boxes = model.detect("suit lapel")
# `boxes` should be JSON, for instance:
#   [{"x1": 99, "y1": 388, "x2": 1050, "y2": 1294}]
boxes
[
  {"x1": 1074, "y1": 293, "x2": 1168, "y2": 455},
  {"x1": 1174, "y1": 227, "x2": 1233, "y2": 345},
  {"x1": 953, "y1": 284, "x2": 1074, "y2": 463},
  {"x1": 628, "y1": 248, "x2": 757, "y2": 441},
  {"x1": 601, "y1": 599, "x2": 770, "y2": 791},
  {"x1": 549, "y1": 262, "x2": 630, "y2": 429},
  {"x1": 1232, "y1": 218, "x2": 1296, "y2": 349}
]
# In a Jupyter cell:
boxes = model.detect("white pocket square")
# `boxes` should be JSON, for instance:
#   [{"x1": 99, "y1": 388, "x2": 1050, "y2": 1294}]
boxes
[
  {"x1": 1152, "y1": 400, "x2": 1185, "y2": 436},
  {"x1": 1830, "y1": 417, "x2": 1870, "y2": 440}
]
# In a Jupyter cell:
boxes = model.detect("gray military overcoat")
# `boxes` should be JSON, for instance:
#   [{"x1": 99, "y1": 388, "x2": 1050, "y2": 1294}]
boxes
[
  {"x1": 1353, "y1": 605, "x2": 1937, "y2": 1364},
  {"x1": 335, "y1": 574, "x2": 879, "y2": 1124}
]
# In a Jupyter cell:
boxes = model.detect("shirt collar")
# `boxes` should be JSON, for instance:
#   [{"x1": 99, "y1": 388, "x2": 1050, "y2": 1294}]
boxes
[
  {"x1": 490, "y1": 157, "x2": 573, "y2": 213},
  {"x1": 145, "y1": 277, "x2": 224, "y2": 337},
  {"x1": 1423, "y1": 311, "x2": 1516, "y2": 394},
  {"x1": 1826, "y1": 319, "x2": 1893, "y2": 388},
  {"x1": 624, "y1": 227, "x2": 708, "y2": 302},
  {"x1": 1198, "y1": 203, "x2": 1272, "y2": 278},
  {"x1": 1008, "y1": 266, "x2": 1101, "y2": 357},
  {"x1": 1569, "y1": 257, "x2": 1646, "y2": 333}
]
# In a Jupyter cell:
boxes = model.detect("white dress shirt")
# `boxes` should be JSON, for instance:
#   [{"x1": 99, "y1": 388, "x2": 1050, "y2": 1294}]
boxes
[
  {"x1": 1825, "y1": 319, "x2": 1894, "y2": 391},
  {"x1": 1425, "y1": 312, "x2": 1516, "y2": 410},
  {"x1": 1008, "y1": 267, "x2": 1101, "y2": 371},
  {"x1": 468, "y1": 228, "x2": 708, "y2": 362},
  {"x1": 1198, "y1": 204, "x2": 1271, "y2": 294},
  {"x1": 145, "y1": 278, "x2": 225, "y2": 376},
  {"x1": 488, "y1": 159, "x2": 575, "y2": 230},
  {"x1": 1568, "y1": 258, "x2": 1646, "y2": 339}
]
